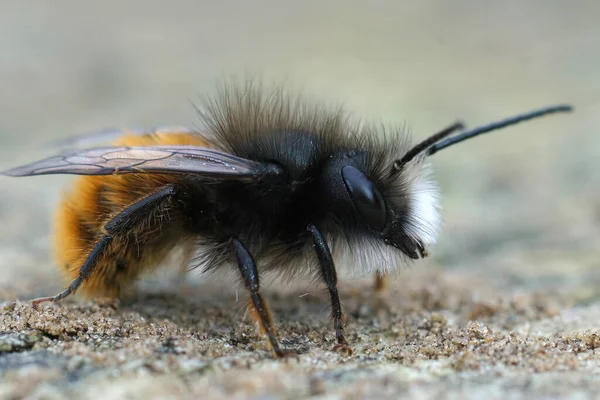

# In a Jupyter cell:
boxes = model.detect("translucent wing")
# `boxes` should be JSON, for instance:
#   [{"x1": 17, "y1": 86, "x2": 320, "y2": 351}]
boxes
[
  {"x1": 45, "y1": 125, "x2": 203, "y2": 149},
  {"x1": 1, "y1": 145, "x2": 272, "y2": 181}
]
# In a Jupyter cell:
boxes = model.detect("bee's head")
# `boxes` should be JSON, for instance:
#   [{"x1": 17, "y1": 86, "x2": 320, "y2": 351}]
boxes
[
  {"x1": 322, "y1": 122, "x2": 466, "y2": 262},
  {"x1": 340, "y1": 161, "x2": 438, "y2": 260},
  {"x1": 336, "y1": 103, "x2": 574, "y2": 262},
  {"x1": 322, "y1": 153, "x2": 440, "y2": 264}
]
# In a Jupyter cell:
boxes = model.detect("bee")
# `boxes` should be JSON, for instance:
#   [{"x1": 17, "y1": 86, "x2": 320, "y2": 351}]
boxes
[{"x1": 1, "y1": 81, "x2": 572, "y2": 357}]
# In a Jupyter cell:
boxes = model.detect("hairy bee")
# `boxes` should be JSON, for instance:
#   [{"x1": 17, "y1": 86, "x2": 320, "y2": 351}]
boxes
[{"x1": 1, "y1": 81, "x2": 572, "y2": 357}]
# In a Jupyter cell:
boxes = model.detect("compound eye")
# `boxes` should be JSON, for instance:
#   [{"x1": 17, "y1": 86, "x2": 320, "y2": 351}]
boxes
[{"x1": 342, "y1": 166, "x2": 387, "y2": 231}]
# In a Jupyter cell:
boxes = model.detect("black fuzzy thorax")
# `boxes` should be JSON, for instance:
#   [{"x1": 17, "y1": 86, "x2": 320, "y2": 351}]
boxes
[{"x1": 179, "y1": 81, "x2": 430, "y2": 277}]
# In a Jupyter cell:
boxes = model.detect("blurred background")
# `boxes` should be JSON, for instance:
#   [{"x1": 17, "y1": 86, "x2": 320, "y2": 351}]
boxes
[{"x1": 0, "y1": 0, "x2": 598, "y2": 298}]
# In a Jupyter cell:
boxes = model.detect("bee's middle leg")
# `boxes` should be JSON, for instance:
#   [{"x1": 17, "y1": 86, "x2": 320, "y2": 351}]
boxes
[
  {"x1": 232, "y1": 238, "x2": 296, "y2": 359},
  {"x1": 307, "y1": 224, "x2": 352, "y2": 356}
]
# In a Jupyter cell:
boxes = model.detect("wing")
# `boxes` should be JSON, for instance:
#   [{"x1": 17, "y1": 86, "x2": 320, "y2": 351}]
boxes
[
  {"x1": 44, "y1": 125, "x2": 203, "y2": 149},
  {"x1": 1, "y1": 145, "x2": 276, "y2": 181}
]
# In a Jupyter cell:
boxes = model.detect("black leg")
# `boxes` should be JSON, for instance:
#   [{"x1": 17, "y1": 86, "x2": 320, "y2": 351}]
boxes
[
  {"x1": 232, "y1": 238, "x2": 295, "y2": 359},
  {"x1": 307, "y1": 224, "x2": 352, "y2": 355},
  {"x1": 32, "y1": 185, "x2": 176, "y2": 308},
  {"x1": 103, "y1": 185, "x2": 176, "y2": 235}
]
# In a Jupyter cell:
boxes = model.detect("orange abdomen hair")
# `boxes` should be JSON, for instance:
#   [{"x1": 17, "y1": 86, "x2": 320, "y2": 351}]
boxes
[{"x1": 53, "y1": 132, "x2": 210, "y2": 298}]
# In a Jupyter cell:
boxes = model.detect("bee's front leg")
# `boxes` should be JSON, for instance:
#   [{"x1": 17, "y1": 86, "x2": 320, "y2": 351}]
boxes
[{"x1": 307, "y1": 224, "x2": 352, "y2": 356}]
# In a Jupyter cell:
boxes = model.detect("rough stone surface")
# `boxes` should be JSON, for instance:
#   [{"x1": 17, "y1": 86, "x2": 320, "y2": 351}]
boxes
[{"x1": 0, "y1": 1, "x2": 599, "y2": 399}]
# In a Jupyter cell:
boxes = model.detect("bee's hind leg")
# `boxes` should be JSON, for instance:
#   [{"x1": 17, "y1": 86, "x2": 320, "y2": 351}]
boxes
[
  {"x1": 32, "y1": 236, "x2": 112, "y2": 308},
  {"x1": 307, "y1": 224, "x2": 352, "y2": 356},
  {"x1": 32, "y1": 184, "x2": 177, "y2": 308},
  {"x1": 232, "y1": 238, "x2": 297, "y2": 360}
]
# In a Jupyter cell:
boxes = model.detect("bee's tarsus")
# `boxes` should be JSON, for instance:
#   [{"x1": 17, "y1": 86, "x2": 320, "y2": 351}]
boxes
[
  {"x1": 31, "y1": 296, "x2": 57, "y2": 309},
  {"x1": 277, "y1": 350, "x2": 300, "y2": 361},
  {"x1": 32, "y1": 285, "x2": 76, "y2": 308},
  {"x1": 332, "y1": 343, "x2": 353, "y2": 356}
]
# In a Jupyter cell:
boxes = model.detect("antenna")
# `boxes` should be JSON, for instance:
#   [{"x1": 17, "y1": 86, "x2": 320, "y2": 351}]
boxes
[
  {"x1": 393, "y1": 122, "x2": 464, "y2": 171},
  {"x1": 427, "y1": 104, "x2": 573, "y2": 156}
]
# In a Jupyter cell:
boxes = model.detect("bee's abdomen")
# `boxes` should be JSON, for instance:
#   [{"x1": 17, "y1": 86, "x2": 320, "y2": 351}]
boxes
[{"x1": 52, "y1": 132, "x2": 210, "y2": 298}]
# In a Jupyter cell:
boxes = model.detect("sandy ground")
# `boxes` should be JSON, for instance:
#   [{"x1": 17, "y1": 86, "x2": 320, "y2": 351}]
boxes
[{"x1": 1, "y1": 1, "x2": 599, "y2": 399}]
